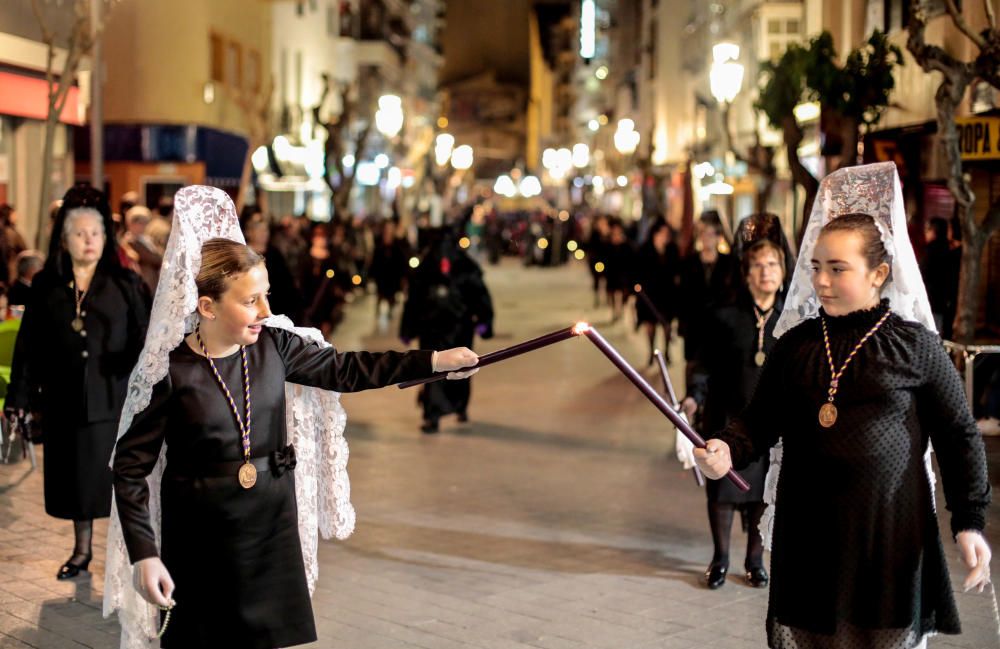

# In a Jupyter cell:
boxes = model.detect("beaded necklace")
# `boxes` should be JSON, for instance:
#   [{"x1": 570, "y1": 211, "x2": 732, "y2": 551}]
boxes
[
  {"x1": 194, "y1": 324, "x2": 256, "y2": 488},
  {"x1": 818, "y1": 309, "x2": 891, "y2": 428}
]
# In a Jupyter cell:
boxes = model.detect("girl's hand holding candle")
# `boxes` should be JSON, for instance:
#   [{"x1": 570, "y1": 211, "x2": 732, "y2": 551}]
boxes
[{"x1": 693, "y1": 439, "x2": 733, "y2": 480}]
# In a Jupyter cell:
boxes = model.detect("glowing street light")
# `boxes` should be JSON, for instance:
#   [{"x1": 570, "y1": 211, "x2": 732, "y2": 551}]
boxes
[
  {"x1": 614, "y1": 119, "x2": 640, "y2": 155},
  {"x1": 375, "y1": 94, "x2": 404, "y2": 138},
  {"x1": 450, "y1": 144, "x2": 474, "y2": 170},
  {"x1": 494, "y1": 175, "x2": 517, "y2": 197},
  {"x1": 434, "y1": 133, "x2": 455, "y2": 166},
  {"x1": 572, "y1": 143, "x2": 590, "y2": 168},
  {"x1": 519, "y1": 175, "x2": 542, "y2": 197},
  {"x1": 709, "y1": 42, "x2": 744, "y2": 105}
]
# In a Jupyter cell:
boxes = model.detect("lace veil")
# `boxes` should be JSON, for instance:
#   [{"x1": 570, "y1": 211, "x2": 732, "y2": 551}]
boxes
[
  {"x1": 760, "y1": 162, "x2": 937, "y2": 550},
  {"x1": 102, "y1": 186, "x2": 355, "y2": 648},
  {"x1": 774, "y1": 161, "x2": 935, "y2": 337}
]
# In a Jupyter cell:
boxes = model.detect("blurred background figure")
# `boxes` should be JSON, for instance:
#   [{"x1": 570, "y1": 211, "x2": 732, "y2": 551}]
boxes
[
  {"x1": 585, "y1": 214, "x2": 609, "y2": 308},
  {"x1": 920, "y1": 217, "x2": 961, "y2": 340},
  {"x1": 0, "y1": 204, "x2": 28, "y2": 286},
  {"x1": 635, "y1": 218, "x2": 680, "y2": 365},
  {"x1": 9, "y1": 250, "x2": 45, "y2": 309},
  {"x1": 6, "y1": 184, "x2": 150, "y2": 581},
  {"x1": 401, "y1": 228, "x2": 494, "y2": 433},
  {"x1": 679, "y1": 210, "x2": 737, "y2": 383},
  {"x1": 602, "y1": 217, "x2": 634, "y2": 322},
  {"x1": 369, "y1": 219, "x2": 410, "y2": 330},
  {"x1": 121, "y1": 205, "x2": 163, "y2": 294},
  {"x1": 241, "y1": 207, "x2": 304, "y2": 323}
]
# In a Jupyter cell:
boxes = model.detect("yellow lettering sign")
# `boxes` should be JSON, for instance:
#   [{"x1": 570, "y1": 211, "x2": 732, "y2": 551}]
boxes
[{"x1": 956, "y1": 117, "x2": 1000, "y2": 160}]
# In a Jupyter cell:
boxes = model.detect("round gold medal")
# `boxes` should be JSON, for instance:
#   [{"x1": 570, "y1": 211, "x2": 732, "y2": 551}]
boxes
[
  {"x1": 71, "y1": 317, "x2": 84, "y2": 333},
  {"x1": 238, "y1": 462, "x2": 257, "y2": 489},
  {"x1": 754, "y1": 351, "x2": 766, "y2": 367},
  {"x1": 818, "y1": 402, "x2": 838, "y2": 428}
]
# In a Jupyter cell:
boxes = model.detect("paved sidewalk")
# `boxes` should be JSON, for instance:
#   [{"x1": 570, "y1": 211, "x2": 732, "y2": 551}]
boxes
[{"x1": 0, "y1": 258, "x2": 996, "y2": 648}]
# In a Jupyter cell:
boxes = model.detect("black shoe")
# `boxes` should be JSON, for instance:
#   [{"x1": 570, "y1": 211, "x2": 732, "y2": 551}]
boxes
[
  {"x1": 456, "y1": 411, "x2": 468, "y2": 423},
  {"x1": 420, "y1": 420, "x2": 439, "y2": 434},
  {"x1": 745, "y1": 566, "x2": 769, "y2": 588},
  {"x1": 705, "y1": 563, "x2": 728, "y2": 589},
  {"x1": 57, "y1": 553, "x2": 92, "y2": 580}
]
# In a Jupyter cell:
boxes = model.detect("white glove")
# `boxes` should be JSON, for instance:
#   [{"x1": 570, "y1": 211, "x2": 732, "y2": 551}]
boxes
[{"x1": 432, "y1": 347, "x2": 480, "y2": 380}]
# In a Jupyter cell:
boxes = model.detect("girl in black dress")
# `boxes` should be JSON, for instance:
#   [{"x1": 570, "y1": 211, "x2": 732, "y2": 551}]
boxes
[
  {"x1": 108, "y1": 187, "x2": 479, "y2": 649},
  {"x1": 695, "y1": 163, "x2": 991, "y2": 648}
]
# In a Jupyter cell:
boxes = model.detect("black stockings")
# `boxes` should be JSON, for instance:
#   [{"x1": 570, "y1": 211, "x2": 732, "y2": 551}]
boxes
[
  {"x1": 707, "y1": 501, "x2": 766, "y2": 569},
  {"x1": 71, "y1": 519, "x2": 93, "y2": 564}
]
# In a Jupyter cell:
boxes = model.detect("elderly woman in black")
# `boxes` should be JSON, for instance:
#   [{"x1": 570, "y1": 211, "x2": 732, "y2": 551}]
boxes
[
  {"x1": 7, "y1": 185, "x2": 150, "y2": 579},
  {"x1": 682, "y1": 213, "x2": 794, "y2": 589}
]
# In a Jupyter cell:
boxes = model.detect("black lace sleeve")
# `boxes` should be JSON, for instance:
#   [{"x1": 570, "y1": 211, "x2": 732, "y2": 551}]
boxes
[{"x1": 917, "y1": 331, "x2": 991, "y2": 537}]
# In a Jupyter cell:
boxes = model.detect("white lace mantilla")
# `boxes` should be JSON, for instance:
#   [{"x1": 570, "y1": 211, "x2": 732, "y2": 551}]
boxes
[{"x1": 102, "y1": 186, "x2": 355, "y2": 649}]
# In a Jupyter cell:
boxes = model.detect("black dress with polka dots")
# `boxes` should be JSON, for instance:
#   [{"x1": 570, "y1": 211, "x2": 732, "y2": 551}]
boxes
[{"x1": 719, "y1": 300, "x2": 990, "y2": 649}]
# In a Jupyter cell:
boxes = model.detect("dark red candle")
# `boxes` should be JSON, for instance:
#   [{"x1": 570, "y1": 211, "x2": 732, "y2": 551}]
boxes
[
  {"x1": 398, "y1": 323, "x2": 588, "y2": 389},
  {"x1": 584, "y1": 327, "x2": 749, "y2": 492},
  {"x1": 654, "y1": 349, "x2": 706, "y2": 487}
]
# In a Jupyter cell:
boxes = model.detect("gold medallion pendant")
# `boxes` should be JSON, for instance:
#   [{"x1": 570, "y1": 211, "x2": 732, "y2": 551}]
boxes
[
  {"x1": 818, "y1": 402, "x2": 838, "y2": 428},
  {"x1": 71, "y1": 317, "x2": 84, "y2": 333},
  {"x1": 238, "y1": 462, "x2": 257, "y2": 489},
  {"x1": 754, "y1": 351, "x2": 766, "y2": 367}
]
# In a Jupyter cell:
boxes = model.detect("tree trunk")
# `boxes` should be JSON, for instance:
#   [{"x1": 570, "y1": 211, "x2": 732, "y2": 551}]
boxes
[
  {"x1": 954, "y1": 224, "x2": 986, "y2": 343},
  {"x1": 36, "y1": 113, "x2": 59, "y2": 248},
  {"x1": 782, "y1": 116, "x2": 819, "y2": 246},
  {"x1": 836, "y1": 115, "x2": 860, "y2": 170},
  {"x1": 235, "y1": 138, "x2": 259, "y2": 214},
  {"x1": 932, "y1": 69, "x2": 983, "y2": 343}
]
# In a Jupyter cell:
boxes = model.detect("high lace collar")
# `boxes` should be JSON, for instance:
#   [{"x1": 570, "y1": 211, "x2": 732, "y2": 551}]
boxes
[{"x1": 819, "y1": 298, "x2": 892, "y2": 333}]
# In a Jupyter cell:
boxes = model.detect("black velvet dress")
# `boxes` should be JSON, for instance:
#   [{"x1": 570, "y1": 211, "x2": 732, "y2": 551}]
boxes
[
  {"x1": 719, "y1": 301, "x2": 990, "y2": 648},
  {"x1": 113, "y1": 327, "x2": 433, "y2": 649}
]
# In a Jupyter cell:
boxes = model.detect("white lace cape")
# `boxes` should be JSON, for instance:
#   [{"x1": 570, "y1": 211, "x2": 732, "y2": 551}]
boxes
[
  {"x1": 101, "y1": 185, "x2": 355, "y2": 648},
  {"x1": 759, "y1": 162, "x2": 938, "y2": 550}
]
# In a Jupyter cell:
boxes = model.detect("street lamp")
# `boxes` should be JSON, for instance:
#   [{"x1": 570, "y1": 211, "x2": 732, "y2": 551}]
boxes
[
  {"x1": 614, "y1": 119, "x2": 640, "y2": 155},
  {"x1": 375, "y1": 94, "x2": 404, "y2": 138},
  {"x1": 434, "y1": 133, "x2": 455, "y2": 166},
  {"x1": 709, "y1": 42, "x2": 744, "y2": 105},
  {"x1": 450, "y1": 144, "x2": 474, "y2": 170}
]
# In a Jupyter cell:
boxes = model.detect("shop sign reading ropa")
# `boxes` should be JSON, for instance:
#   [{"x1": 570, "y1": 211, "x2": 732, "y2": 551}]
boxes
[{"x1": 956, "y1": 116, "x2": 1000, "y2": 160}]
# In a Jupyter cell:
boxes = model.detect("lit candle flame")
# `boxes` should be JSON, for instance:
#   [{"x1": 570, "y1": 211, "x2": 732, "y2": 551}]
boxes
[{"x1": 572, "y1": 322, "x2": 591, "y2": 335}]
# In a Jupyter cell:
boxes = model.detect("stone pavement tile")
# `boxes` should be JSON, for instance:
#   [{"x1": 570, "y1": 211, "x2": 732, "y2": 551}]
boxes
[{"x1": 0, "y1": 636, "x2": 36, "y2": 649}]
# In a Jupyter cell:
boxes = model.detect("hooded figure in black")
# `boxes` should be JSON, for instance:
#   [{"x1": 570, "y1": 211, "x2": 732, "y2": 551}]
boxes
[
  {"x1": 681, "y1": 212, "x2": 794, "y2": 590},
  {"x1": 7, "y1": 184, "x2": 150, "y2": 580},
  {"x1": 400, "y1": 228, "x2": 494, "y2": 433}
]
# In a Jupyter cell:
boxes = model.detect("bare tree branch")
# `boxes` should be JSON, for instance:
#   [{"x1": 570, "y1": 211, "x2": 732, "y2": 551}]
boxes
[
  {"x1": 30, "y1": 0, "x2": 55, "y2": 44},
  {"x1": 944, "y1": 0, "x2": 988, "y2": 49}
]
